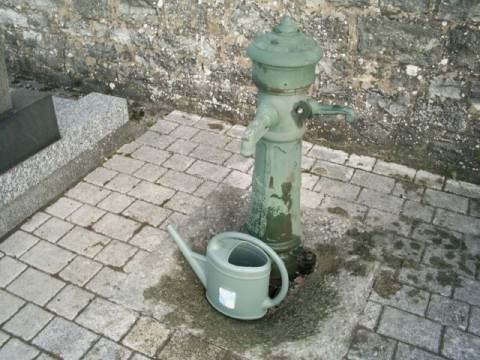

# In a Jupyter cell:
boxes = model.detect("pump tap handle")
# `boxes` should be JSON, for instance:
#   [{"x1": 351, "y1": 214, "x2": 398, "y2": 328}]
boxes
[{"x1": 293, "y1": 100, "x2": 354, "y2": 124}]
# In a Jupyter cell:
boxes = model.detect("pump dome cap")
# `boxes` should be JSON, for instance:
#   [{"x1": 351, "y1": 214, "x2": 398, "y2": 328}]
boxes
[{"x1": 246, "y1": 16, "x2": 323, "y2": 68}]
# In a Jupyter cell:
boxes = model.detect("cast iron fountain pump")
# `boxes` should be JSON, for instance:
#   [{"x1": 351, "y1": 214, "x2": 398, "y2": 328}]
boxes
[{"x1": 241, "y1": 16, "x2": 353, "y2": 279}]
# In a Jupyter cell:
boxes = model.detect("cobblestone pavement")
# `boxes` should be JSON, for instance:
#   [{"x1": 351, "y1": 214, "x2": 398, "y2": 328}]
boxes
[{"x1": 1, "y1": 111, "x2": 480, "y2": 359}]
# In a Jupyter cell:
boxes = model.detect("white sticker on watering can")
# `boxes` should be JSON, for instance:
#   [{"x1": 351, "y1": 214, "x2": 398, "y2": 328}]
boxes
[{"x1": 219, "y1": 287, "x2": 236, "y2": 309}]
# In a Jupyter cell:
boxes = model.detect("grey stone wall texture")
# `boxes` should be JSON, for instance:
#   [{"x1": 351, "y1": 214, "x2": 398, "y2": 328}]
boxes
[{"x1": 0, "y1": 0, "x2": 479, "y2": 183}]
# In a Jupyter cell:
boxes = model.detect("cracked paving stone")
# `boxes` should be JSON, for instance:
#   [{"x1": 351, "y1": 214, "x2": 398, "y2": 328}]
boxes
[
  {"x1": 123, "y1": 200, "x2": 171, "y2": 227},
  {"x1": 85, "y1": 267, "x2": 127, "y2": 298},
  {"x1": 94, "y1": 240, "x2": 138, "y2": 268},
  {"x1": 58, "y1": 226, "x2": 110, "y2": 258},
  {"x1": 128, "y1": 181, "x2": 175, "y2": 206}
]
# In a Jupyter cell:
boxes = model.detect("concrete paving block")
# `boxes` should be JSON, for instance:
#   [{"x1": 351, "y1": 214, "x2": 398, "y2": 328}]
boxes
[
  {"x1": 469, "y1": 307, "x2": 480, "y2": 336},
  {"x1": 167, "y1": 138, "x2": 198, "y2": 155},
  {"x1": 402, "y1": 200, "x2": 434, "y2": 223},
  {"x1": 20, "y1": 212, "x2": 51, "y2": 232},
  {"x1": 163, "y1": 153, "x2": 195, "y2": 171},
  {"x1": 0, "y1": 331, "x2": 8, "y2": 347},
  {"x1": 165, "y1": 192, "x2": 204, "y2": 215},
  {"x1": 157, "y1": 331, "x2": 227, "y2": 360},
  {"x1": 426, "y1": 294, "x2": 469, "y2": 330},
  {"x1": 123, "y1": 200, "x2": 171, "y2": 227},
  {"x1": 308, "y1": 145, "x2": 348, "y2": 164},
  {"x1": 170, "y1": 125, "x2": 200, "y2": 139},
  {"x1": 67, "y1": 204, "x2": 106, "y2": 227},
  {"x1": 470, "y1": 199, "x2": 480, "y2": 218},
  {"x1": 320, "y1": 196, "x2": 368, "y2": 220},
  {"x1": 97, "y1": 192, "x2": 135, "y2": 214},
  {"x1": 34, "y1": 217, "x2": 74, "y2": 243},
  {"x1": 59, "y1": 256, "x2": 102, "y2": 287},
  {"x1": 358, "y1": 301, "x2": 382, "y2": 330},
  {"x1": 116, "y1": 141, "x2": 143, "y2": 156},
  {"x1": 20, "y1": 240, "x2": 75, "y2": 274},
  {"x1": 223, "y1": 170, "x2": 252, "y2": 190},
  {"x1": 0, "y1": 338, "x2": 39, "y2": 360},
  {"x1": 105, "y1": 173, "x2": 141, "y2": 194},
  {"x1": 300, "y1": 188, "x2": 324, "y2": 208},
  {"x1": 136, "y1": 131, "x2": 175, "y2": 150},
  {"x1": 414, "y1": 170, "x2": 445, "y2": 190},
  {"x1": 128, "y1": 181, "x2": 176, "y2": 206},
  {"x1": 370, "y1": 279, "x2": 429, "y2": 316},
  {"x1": 7, "y1": 268, "x2": 65, "y2": 306},
  {"x1": 351, "y1": 170, "x2": 395, "y2": 194},
  {"x1": 226, "y1": 124, "x2": 246, "y2": 139},
  {"x1": 194, "y1": 181, "x2": 219, "y2": 199},
  {"x1": 314, "y1": 177, "x2": 361, "y2": 201},
  {"x1": 164, "y1": 110, "x2": 200, "y2": 126},
  {"x1": 302, "y1": 172, "x2": 320, "y2": 190},
  {"x1": 0, "y1": 231, "x2": 39, "y2": 257},
  {"x1": 76, "y1": 298, "x2": 137, "y2": 341},
  {"x1": 365, "y1": 209, "x2": 412, "y2": 237},
  {"x1": 194, "y1": 117, "x2": 231, "y2": 134},
  {"x1": 302, "y1": 155, "x2": 315, "y2": 171},
  {"x1": 0, "y1": 256, "x2": 26, "y2": 287},
  {"x1": 83, "y1": 167, "x2": 118, "y2": 187},
  {"x1": 3, "y1": 303, "x2": 53, "y2": 340},
  {"x1": 191, "y1": 144, "x2": 232, "y2": 165},
  {"x1": 45, "y1": 197, "x2": 82, "y2": 219},
  {"x1": 191, "y1": 130, "x2": 229, "y2": 148},
  {"x1": 442, "y1": 327, "x2": 480, "y2": 360},
  {"x1": 433, "y1": 209, "x2": 480, "y2": 236},
  {"x1": 83, "y1": 337, "x2": 132, "y2": 360},
  {"x1": 122, "y1": 317, "x2": 171, "y2": 357},
  {"x1": 424, "y1": 188, "x2": 469, "y2": 214},
  {"x1": 225, "y1": 153, "x2": 254, "y2": 173},
  {"x1": 66, "y1": 182, "x2": 111, "y2": 206},
  {"x1": 399, "y1": 263, "x2": 453, "y2": 297},
  {"x1": 187, "y1": 160, "x2": 231, "y2": 182},
  {"x1": 454, "y1": 278, "x2": 480, "y2": 306},
  {"x1": 104, "y1": 154, "x2": 145, "y2": 174},
  {"x1": 33, "y1": 317, "x2": 98, "y2": 360},
  {"x1": 409, "y1": 222, "x2": 462, "y2": 245},
  {"x1": 93, "y1": 213, "x2": 141, "y2": 242},
  {"x1": 357, "y1": 189, "x2": 404, "y2": 213},
  {"x1": 445, "y1": 179, "x2": 480, "y2": 199},
  {"x1": 95, "y1": 240, "x2": 138, "y2": 268},
  {"x1": 347, "y1": 329, "x2": 396, "y2": 360},
  {"x1": 46, "y1": 284, "x2": 95, "y2": 320},
  {"x1": 377, "y1": 307, "x2": 441, "y2": 352},
  {"x1": 85, "y1": 267, "x2": 127, "y2": 299},
  {"x1": 392, "y1": 180, "x2": 425, "y2": 202},
  {"x1": 311, "y1": 159, "x2": 354, "y2": 182},
  {"x1": 395, "y1": 343, "x2": 444, "y2": 360},
  {"x1": 134, "y1": 163, "x2": 167, "y2": 182},
  {"x1": 346, "y1": 154, "x2": 376, "y2": 171},
  {"x1": 150, "y1": 119, "x2": 179, "y2": 134},
  {"x1": 0, "y1": 289, "x2": 25, "y2": 324},
  {"x1": 422, "y1": 246, "x2": 476, "y2": 278},
  {"x1": 58, "y1": 227, "x2": 110, "y2": 258},
  {"x1": 373, "y1": 160, "x2": 416, "y2": 181},
  {"x1": 131, "y1": 145, "x2": 171, "y2": 166},
  {"x1": 158, "y1": 170, "x2": 203, "y2": 193}
]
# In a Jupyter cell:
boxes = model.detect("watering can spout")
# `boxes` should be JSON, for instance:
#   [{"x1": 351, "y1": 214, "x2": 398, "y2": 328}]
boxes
[{"x1": 166, "y1": 225, "x2": 207, "y2": 288}]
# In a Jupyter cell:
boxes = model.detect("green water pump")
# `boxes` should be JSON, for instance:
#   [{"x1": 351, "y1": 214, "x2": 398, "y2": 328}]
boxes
[{"x1": 241, "y1": 16, "x2": 353, "y2": 279}]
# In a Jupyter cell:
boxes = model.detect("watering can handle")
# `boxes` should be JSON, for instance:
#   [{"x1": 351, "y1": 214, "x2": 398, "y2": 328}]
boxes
[{"x1": 212, "y1": 232, "x2": 289, "y2": 309}]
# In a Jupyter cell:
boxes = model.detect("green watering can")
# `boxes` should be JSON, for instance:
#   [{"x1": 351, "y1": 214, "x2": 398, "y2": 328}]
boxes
[{"x1": 166, "y1": 225, "x2": 289, "y2": 320}]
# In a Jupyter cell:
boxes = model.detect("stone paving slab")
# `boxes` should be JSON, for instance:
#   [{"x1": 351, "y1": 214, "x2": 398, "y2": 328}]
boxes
[{"x1": 1, "y1": 110, "x2": 480, "y2": 359}]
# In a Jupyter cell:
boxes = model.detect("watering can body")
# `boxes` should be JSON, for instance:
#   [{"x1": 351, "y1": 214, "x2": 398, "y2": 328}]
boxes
[{"x1": 167, "y1": 225, "x2": 289, "y2": 320}]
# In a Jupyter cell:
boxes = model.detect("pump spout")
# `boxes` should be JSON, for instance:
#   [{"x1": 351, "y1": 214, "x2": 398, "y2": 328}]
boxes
[
  {"x1": 240, "y1": 103, "x2": 278, "y2": 157},
  {"x1": 166, "y1": 225, "x2": 207, "y2": 288},
  {"x1": 306, "y1": 100, "x2": 354, "y2": 123}
]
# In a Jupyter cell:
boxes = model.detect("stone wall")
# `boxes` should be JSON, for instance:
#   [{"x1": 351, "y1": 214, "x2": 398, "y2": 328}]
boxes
[{"x1": 1, "y1": 0, "x2": 479, "y2": 182}]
